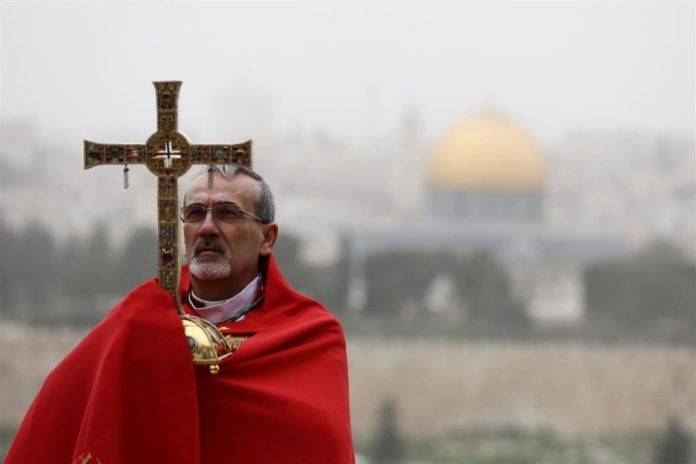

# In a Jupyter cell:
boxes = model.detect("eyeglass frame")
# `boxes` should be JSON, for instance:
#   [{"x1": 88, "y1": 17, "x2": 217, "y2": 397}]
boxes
[{"x1": 180, "y1": 201, "x2": 267, "y2": 224}]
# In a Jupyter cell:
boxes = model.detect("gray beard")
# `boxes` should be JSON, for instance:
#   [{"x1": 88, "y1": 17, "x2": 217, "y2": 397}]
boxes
[{"x1": 189, "y1": 253, "x2": 232, "y2": 280}]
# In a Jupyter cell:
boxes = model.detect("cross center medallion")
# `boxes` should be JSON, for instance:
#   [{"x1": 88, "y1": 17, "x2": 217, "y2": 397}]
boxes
[{"x1": 154, "y1": 140, "x2": 182, "y2": 168}]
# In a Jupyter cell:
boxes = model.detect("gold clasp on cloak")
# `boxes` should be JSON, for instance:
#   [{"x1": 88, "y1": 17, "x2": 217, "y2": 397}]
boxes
[{"x1": 180, "y1": 315, "x2": 246, "y2": 374}]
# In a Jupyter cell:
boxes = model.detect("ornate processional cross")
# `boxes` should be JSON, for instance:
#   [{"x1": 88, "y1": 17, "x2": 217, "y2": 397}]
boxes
[{"x1": 84, "y1": 81, "x2": 252, "y2": 311}]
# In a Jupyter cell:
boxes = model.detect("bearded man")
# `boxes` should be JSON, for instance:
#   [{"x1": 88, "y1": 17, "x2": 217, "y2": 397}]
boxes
[{"x1": 6, "y1": 166, "x2": 354, "y2": 463}]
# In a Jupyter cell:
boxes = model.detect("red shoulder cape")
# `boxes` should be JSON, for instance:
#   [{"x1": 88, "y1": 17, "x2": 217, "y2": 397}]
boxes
[{"x1": 6, "y1": 255, "x2": 354, "y2": 464}]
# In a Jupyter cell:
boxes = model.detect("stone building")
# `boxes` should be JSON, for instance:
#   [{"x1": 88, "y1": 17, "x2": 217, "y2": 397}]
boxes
[{"x1": 346, "y1": 109, "x2": 628, "y2": 326}]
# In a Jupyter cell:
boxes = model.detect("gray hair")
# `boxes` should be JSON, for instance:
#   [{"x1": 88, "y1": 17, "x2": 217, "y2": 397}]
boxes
[{"x1": 185, "y1": 164, "x2": 275, "y2": 224}]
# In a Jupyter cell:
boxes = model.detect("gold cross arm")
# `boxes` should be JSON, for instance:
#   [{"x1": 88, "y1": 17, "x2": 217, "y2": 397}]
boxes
[
  {"x1": 83, "y1": 81, "x2": 253, "y2": 311},
  {"x1": 84, "y1": 141, "x2": 252, "y2": 170}
]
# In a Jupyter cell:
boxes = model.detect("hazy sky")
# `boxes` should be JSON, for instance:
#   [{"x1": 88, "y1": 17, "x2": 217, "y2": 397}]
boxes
[{"x1": 1, "y1": 2, "x2": 694, "y2": 146}]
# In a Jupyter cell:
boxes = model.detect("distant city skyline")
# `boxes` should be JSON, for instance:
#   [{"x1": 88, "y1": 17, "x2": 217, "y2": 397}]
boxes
[{"x1": 1, "y1": 2, "x2": 694, "y2": 149}]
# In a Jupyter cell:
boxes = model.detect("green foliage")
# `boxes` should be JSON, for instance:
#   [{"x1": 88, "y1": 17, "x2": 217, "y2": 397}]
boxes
[
  {"x1": 2, "y1": 214, "x2": 692, "y2": 342},
  {"x1": 273, "y1": 231, "x2": 348, "y2": 315},
  {"x1": 114, "y1": 226, "x2": 157, "y2": 289},
  {"x1": 273, "y1": 232, "x2": 303, "y2": 280},
  {"x1": 653, "y1": 418, "x2": 693, "y2": 464},
  {"x1": 371, "y1": 398, "x2": 404, "y2": 464},
  {"x1": 0, "y1": 219, "x2": 17, "y2": 311},
  {"x1": 585, "y1": 241, "x2": 696, "y2": 334},
  {"x1": 0, "y1": 221, "x2": 349, "y2": 324},
  {"x1": 59, "y1": 225, "x2": 157, "y2": 298},
  {"x1": 451, "y1": 252, "x2": 528, "y2": 331},
  {"x1": 15, "y1": 221, "x2": 56, "y2": 317},
  {"x1": 364, "y1": 250, "x2": 443, "y2": 316},
  {"x1": 60, "y1": 223, "x2": 116, "y2": 296},
  {"x1": 364, "y1": 249, "x2": 528, "y2": 331},
  {"x1": 273, "y1": 232, "x2": 315, "y2": 298}
]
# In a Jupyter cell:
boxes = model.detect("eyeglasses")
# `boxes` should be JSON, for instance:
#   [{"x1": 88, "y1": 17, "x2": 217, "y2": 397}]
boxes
[{"x1": 180, "y1": 202, "x2": 266, "y2": 224}]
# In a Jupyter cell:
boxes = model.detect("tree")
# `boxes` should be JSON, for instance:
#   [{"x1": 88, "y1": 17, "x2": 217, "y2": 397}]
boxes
[
  {"x1": 58, "y1": 231, "x2": 86, "y2": 296},
  {"x1": 654, "y1": 418, "x2": 692, "y2": 464},
  {"x1": 452, "y1": 251, "x2": 529, "y2": 332},
  {"x1": 15, "y1": 221, "x2": 56, "y2": 319},
  {"x1": 585, "y1": 240, "x2": 696, "y2": 336},
  {"x1": 0, "y1": 218, "x2": 17, "y2": 313},
  {"x1": 273, "y1": 231, "x2": 316, "y2": 296},
  {"x1": 62, "y1": 223, "x2": 116, "y2": 296},
  {"x1": 363, "y1": 249, "x2": 528, "y2": 333},
  {"x1": 114, "y1": 226, "x2": 157, "y2": 291},
  {"x1": 272, "y1": 232, "x2": 345, "y2": 312},
  {"x1": 364, "y1": 250, "x2": 445, "y2": 317},
  {"x1": 371, "y1": 398, "x2": 404, "y2": 464},
  {"x1": 273, "y1": 232, "x2": 303, "y2": 281}
]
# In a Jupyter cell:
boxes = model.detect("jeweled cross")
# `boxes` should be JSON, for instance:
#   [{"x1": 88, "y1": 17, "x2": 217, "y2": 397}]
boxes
[{"x1": 84, "y1": 81, "x2": 252, "y2": 311}]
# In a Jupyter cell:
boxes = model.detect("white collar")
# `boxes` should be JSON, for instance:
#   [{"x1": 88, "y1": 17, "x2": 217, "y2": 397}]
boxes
[{"x1": 189, "y1": 274, "x2": 262, "y2": 324}]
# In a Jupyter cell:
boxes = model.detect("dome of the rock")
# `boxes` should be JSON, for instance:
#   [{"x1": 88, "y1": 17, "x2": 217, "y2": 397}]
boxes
[{"x1": 427, "y1": 110, "x2": 546, "y2": 191}]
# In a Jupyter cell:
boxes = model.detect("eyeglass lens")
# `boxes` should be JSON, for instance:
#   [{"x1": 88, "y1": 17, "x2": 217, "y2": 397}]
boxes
[{"x1": 183, "y1": 204, "x2": 245, "y2": 223}]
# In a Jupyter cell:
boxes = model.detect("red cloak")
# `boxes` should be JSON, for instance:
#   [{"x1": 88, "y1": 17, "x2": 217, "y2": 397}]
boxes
[{"x1": 5, "y1": 255, "x2": 354, "y2": 463}]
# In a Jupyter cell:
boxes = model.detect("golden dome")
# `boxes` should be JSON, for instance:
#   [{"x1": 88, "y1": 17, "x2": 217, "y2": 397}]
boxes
[{"x1": 427, "y1": 110, "x2": 546, "y2": 190}]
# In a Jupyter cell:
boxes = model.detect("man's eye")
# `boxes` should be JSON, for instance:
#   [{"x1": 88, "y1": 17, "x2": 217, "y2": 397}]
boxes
[
  {"x1": 185, "y1": 207, "x2": 205, "y2": 221},
  {"x1": 215, "y1": 206, "x2": 242, "y2": 220}
]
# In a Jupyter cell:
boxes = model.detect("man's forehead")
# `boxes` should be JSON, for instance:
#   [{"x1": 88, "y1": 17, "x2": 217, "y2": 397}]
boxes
[{"x1": 185, "y1": 173, "x2": 260, "y2": 206}]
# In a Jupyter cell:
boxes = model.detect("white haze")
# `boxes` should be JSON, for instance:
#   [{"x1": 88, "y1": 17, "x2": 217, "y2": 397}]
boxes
[{"x1": 1, "y1": 2, "x2": 694, "y2": 145}]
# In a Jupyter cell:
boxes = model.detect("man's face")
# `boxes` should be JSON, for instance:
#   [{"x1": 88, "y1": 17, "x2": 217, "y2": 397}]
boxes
[{"x1": 183, "y1": 173, "x2": 267, "y2": 287}]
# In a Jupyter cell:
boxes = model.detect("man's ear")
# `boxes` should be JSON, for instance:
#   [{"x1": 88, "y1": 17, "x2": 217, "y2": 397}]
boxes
[{"x1": 259, "y1": 223, "x2": 279, "y2": 256}]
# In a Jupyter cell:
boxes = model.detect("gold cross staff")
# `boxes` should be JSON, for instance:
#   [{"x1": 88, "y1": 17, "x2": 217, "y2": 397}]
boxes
[{"x1": 84, "y1": 81, "x2": 252, "y2": 312}]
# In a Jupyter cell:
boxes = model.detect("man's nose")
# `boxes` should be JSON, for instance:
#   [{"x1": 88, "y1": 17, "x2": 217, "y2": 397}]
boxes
[{"x1": 197, "y1": 208, "x2": 220, "y2": 235}]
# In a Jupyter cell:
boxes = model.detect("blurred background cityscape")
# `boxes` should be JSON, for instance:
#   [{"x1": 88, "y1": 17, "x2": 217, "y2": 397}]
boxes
[{"x1": 1, "y1": 2, "x2": 694, "y2": 463}]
